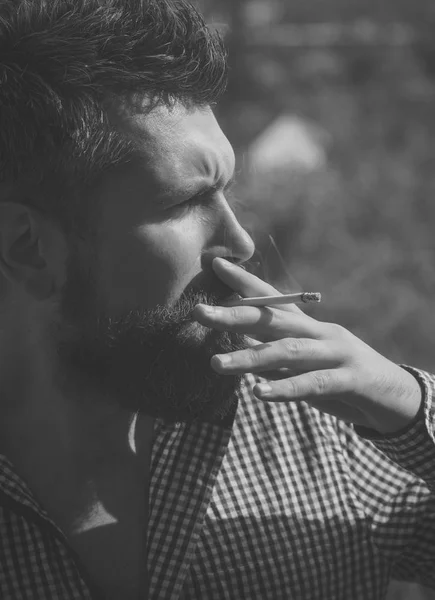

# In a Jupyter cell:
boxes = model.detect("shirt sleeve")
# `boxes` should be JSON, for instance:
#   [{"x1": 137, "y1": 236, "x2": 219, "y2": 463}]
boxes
[
  {"x1": 343, "y1": 367, "x2": 435, "y2": 588},
  {"x1": 353, "y1": 367, "x2": 435, "y2": 489}
]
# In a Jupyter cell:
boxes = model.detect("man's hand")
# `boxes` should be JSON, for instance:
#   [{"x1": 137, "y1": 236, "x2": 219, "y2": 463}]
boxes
[{"x1": 193, "y1": 258, "x2": 422, "y2": 435}]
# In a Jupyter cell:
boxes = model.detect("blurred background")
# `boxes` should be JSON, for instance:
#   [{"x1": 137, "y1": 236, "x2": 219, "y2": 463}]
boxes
[{"x1": 195, "y1": 1, "x2": 435, "y2": 599}]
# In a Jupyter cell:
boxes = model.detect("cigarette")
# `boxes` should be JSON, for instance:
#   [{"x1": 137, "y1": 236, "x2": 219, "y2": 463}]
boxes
[{"x1": 222, "y1": 292, "x2": 322, "y2": 307}]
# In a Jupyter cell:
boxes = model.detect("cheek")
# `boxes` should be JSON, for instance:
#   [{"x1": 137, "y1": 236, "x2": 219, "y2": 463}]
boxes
[{"x1": 98, "y1": 220, "x2": 204, "y2": 314}]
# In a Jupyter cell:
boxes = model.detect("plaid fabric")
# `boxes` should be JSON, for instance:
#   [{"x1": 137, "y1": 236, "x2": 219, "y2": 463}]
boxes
[{"x1": 0, "y1": 368, "x2": 434, "y2": 599}]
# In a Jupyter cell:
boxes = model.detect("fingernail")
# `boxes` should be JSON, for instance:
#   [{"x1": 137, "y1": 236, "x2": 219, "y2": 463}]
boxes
[
  {"x1": 213, "y1": 354, "x2": 232, "y2": 367},
  {"x1": 255, "y1": 384, "x2": 272, "y2": 396}
]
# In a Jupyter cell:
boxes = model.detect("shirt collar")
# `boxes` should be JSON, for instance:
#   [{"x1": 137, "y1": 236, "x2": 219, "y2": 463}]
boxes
[{"x1": 0, "y1": 453, "x2": 65, "y2": 534}]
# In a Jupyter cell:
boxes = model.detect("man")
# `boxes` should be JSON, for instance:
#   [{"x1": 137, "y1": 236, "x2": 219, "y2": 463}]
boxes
[{"x1": 0, "y1": 1, "x2": 433, "y2": 599}]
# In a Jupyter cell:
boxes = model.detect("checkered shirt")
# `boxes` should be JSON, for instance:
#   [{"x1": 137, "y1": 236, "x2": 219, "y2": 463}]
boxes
[{"x1": 0, "y1": 367, "x2": 434, "y2": 599}]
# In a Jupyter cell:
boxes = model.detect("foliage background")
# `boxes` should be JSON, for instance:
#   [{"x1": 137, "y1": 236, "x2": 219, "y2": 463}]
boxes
[{"x1": 196, "y1": 1, "x2": 435, "y2": 598}]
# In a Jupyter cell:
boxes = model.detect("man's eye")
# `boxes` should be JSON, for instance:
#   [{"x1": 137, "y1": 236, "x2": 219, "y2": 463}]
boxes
[
  {"x1": 168, "y1": 187, "x2": 236, "y2": 215},
  {"x1": 172, "y1": 192, "x2": 207, "y2": 213}
]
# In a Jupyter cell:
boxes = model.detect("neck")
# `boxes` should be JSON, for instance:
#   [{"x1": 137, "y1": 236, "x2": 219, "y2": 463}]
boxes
[{"x1": 0, "y1": 361, "x2": 155, "y2": 532}]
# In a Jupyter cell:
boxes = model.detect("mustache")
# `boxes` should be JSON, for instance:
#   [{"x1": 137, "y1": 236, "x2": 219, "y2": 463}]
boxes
[
  {"x1": 184, "y1": 268, "x2": 240, "y2": 306},
  {"x1": 170, "y1": 286, "x2": 237, "y2": 323},
  {"x1": 106, "y1": 284, "x2": 237, "y2": 334}
]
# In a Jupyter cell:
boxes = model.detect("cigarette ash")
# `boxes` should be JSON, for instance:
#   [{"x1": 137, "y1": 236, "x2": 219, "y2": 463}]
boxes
[{"x1": 301, "y1": 292, "x2": 322, "y2": 303}]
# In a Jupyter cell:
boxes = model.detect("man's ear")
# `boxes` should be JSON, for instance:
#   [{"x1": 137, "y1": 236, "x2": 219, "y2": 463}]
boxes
[{"x1": 0, "y1": 202, "x2": 66, "y2": 300}]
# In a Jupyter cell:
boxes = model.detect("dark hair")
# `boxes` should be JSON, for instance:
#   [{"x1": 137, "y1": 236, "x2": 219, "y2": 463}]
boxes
[{"x1": 0, "y1": 0, "x2": 228, "y2": 234}]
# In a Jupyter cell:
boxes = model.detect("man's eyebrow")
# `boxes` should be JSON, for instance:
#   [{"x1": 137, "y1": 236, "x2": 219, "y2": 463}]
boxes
[
  {"x1": 191, "y1": 173, "x2": 236, "y2": 198},
  {"x1": 156, "y1": 173, "x2": 236, "y2": 207}
]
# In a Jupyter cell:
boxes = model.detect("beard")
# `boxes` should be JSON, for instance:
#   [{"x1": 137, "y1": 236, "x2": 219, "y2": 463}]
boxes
[{"x1": 52, "y1": 246, "x2": 249, "y2": 424}]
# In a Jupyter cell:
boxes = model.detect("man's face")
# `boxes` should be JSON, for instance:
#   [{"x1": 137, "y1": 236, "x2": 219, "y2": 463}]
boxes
[{"x1": 55, "y1": 102, "x2": 255, "y2": 423}]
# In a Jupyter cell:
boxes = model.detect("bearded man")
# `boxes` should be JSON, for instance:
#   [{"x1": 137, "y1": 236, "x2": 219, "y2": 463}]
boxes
[{"x1": 0, "y1": 2, "x2": 433, "y2": 600}]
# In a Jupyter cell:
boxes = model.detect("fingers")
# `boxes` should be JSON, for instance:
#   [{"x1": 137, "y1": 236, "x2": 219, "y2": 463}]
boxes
[
  {"x1": 254, "y1": 368, "x2": 295, "y2": 381},
  {"x1": 212, "y1": 257, "x2": 304, "y2": 316},
  {"x1": 193, "y1": 304, "x2": 322, "y2": 341},
  {"x1": 253, "y1": 369, "x2": 353, "y2": 402},
  {"x1": 213, "y1": 257, "x2": 280, "y2": 296},
  {"x1": 210, "y1": 338, "x2": 342, "y2": 375}
]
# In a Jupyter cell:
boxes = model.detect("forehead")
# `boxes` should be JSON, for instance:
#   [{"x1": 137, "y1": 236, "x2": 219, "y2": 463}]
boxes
[{"x1": 111, "y1": 101, "x2": 235, "y2": 197}]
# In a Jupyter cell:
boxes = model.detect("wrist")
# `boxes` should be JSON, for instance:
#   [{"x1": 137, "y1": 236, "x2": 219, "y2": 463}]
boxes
[{"x1": 373, "y1": 367, "x2": 423, "y2": 435}]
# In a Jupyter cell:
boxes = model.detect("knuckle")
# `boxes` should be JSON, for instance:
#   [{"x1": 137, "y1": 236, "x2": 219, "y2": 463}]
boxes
[
  {"x1": 282, "y1": 337, "x2": 305, "y2": 356},
  {"x1": 229, "y1": 307, "x2": 241, "y2": 322},
  {"x1": 313, "y1": 371, "x2": 331, "y2": 394},
  {"x1": 285, "y1": 378, "x2": 297, "y2": 396},
  {"x1": 324, "y1": 322, "x2": 348, "y2": 339},
  {"x1": 246, "y1": 347, "x2": 261, "y2": 367}
]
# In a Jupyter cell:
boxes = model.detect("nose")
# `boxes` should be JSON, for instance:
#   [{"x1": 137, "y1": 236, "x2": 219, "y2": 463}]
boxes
[{"x1": 205, "y1": 200, "x2": 256, "y2": 266}]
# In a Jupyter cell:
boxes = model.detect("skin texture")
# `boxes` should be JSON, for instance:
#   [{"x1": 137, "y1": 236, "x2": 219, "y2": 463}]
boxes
[
  {"x1": 0, "y1": 102, "x2": 258, "y2": 467},
  {"x1": 194, "y1": 259, "x2": 423, "y2": 435},
  {"x1": 54, "y1": 103, "x2": 256, "y2": 423},
  {"x1": 0, "y1": 102, "x2": 255, "y2": 599}
]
